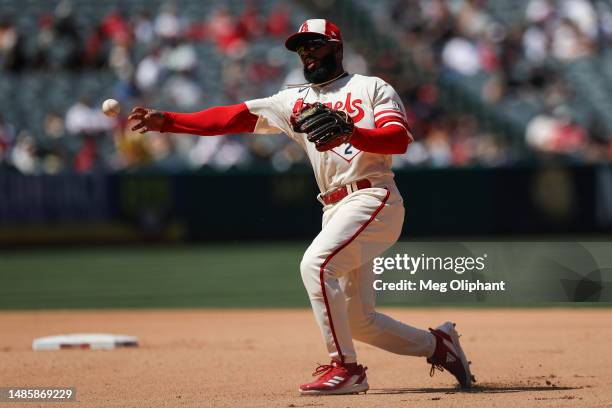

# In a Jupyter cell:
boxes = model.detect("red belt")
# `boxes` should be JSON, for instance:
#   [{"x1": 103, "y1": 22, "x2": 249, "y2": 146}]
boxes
[{"x1": 321, "y1": 179, "x2": 372, "y2": 205}]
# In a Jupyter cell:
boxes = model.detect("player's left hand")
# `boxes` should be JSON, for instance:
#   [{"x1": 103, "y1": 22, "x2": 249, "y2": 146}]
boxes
[{"x1": 291, "y1": 102, "x2": 354, "y2": 152}]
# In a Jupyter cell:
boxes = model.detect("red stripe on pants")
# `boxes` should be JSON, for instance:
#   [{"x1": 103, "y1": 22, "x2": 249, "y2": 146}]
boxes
[{"x1": 318, "y1": 188, "x2": 391, "y2": 362}]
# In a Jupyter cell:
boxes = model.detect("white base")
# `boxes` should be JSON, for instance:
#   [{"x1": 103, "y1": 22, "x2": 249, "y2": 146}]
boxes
[{"x1": 32, "y1": 333, "x2": 138, "y2": 351}]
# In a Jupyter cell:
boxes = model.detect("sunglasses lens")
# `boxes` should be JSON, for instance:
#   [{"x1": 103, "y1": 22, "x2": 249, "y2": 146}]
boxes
[{"x1": 297, "y1": 38, "x2": 328, "y2": 54}]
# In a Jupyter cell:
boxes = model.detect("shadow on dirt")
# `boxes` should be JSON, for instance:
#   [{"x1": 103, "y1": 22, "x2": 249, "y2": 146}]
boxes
[{"x1": 371, "y1": 383, "x2": 580, "y2": 395}]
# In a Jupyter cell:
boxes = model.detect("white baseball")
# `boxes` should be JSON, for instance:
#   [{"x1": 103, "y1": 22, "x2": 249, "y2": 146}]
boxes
[{"x1": 102, "y1": 99, "x2": 121, "y2": 117}]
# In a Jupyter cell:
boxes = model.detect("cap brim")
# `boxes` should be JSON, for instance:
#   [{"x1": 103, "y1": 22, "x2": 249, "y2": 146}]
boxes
[{"x1": 285, "y1": 32, "x2": 327, "y2": 52}]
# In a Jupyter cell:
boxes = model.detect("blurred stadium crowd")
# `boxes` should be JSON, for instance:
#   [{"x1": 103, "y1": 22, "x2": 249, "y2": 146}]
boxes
[
  {"x1": 369, "y1": 0, "x2": 612, "y2": 165},
  {"x1": 0, "y1": 0, "x2": 611, "y2": 174}
]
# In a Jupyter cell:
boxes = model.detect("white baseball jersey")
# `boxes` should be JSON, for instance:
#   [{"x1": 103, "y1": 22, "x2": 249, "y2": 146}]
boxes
[{"x1": 245, "y1": 74, "x2": 412, "y2": 194}]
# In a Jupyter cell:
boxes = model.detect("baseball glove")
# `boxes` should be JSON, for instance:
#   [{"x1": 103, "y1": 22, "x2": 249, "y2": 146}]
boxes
[{"x1": 291, "y1": 102, "x2": 355, "y2": 152}]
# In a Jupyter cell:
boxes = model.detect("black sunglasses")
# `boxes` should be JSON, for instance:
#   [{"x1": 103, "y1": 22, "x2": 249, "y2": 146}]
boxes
[{"x1": 296, "y1": 38, "x2": 329, "y2": 55}]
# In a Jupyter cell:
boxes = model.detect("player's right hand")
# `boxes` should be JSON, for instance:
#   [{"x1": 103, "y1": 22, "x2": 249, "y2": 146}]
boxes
[{"x1": 128, "y1": 107, "x2": 165, "y2": 133}]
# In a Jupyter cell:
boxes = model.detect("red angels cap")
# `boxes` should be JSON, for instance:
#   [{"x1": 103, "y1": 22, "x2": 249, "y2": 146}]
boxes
[{"x1": 285, "y1": 19, "x2": 342, "y2": 52}]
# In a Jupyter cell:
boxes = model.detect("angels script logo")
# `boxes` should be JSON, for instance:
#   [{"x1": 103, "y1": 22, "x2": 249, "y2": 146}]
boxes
[
  {"x1": 292, "y1": 93, "x2": 365, "y2": 124},
  {"x1": 292, "y1": 94, "x2": 365, "y2": 162}
]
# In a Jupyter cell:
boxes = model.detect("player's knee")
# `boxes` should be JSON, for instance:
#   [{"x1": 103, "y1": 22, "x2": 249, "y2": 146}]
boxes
[
  {"x1": 300, "y1": 251, "x2": 334, "y2": 290},
  {"x1": 300, "y1": 252, "x2": 320, "y2": 285}
]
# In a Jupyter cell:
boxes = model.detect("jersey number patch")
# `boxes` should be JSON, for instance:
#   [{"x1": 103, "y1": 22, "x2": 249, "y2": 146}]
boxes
[{"x1": 331, "y1": 143, "x2": 362, "y2": 163}]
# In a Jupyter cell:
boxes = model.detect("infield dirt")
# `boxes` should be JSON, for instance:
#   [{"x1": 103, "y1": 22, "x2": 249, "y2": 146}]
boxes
[{"x1": 1, "y1": 308, "x2": 610, "y2": 407}]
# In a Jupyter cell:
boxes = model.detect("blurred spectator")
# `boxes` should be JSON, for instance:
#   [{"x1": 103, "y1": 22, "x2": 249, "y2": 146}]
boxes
[
  {"x1": 43, "y1": 112, "x2": 66, "y2": 140},
  {"x1": 425, "y1": 125, "x2": 453, "y2": 167},
  {"x1": 101, "y1": 9, "x2": 132, "y2": 46},
  {"x1": 112, "y1": 126, "x2": 153, "y2": 169},
  {"x1": 266, "y1": 4, "x2": 290, "y2": 37},
  {"x1": 155, "y1": 3, "x2": 182, "y2": 40},
  {"x1": 39, "y1": 112, "x2": 69, "y2": 174},
  {"x1": 441, "y1": 36, "x2": 480, "y2": 76},
  {"x1": 522, "y1": 22, "x2": 549, "y2": 64},
  {"x1": 0, "y1": 114, "x2": 15, "y2": 165},
  {"x1": 188, "y1": 136, "x2": 224, "y2": 168},
  {"x1": 526, "y1": 106, "x2": 587, "y2": 154},
  {"x1": 237, "y1": 4, "x2": 265, "y2": 40},
  {"x1": 526, "y1": 0, "x2": 555, "y2": 24},
  {"x1": 83, "y1": 24, "x2": 108, "y2": 68},
  {"x1": 11, "y1": 132, "x2": 38, "y2": 174},
  {"x1": 133, "y1": 10, "x2": 155, "y2": 45},
  {"x1": 31, "y1": 14, "x2": 55, "y2": 69},
  {"x1": 596, "y1": 1, "x2": 612, "y2": 44},
  {"x1": 207, "y1": 6, "x2": 246, "y2": 56},
  {"x1": 270, "y1": 141, "x2": 306, "y2": 172},
  {"x1": 65, "y1": 98, "x2": 113, "y2": 135},
  {"x1": 114, "y1": 71, "x2": 142, "y2": 104},
  {"x1": 222, "y1": 59, "x2": 245, "y2": 101},
  {"x1": 550, "y1": 18, "x2": 593, "y2": 61},
  {"x1": 473, "y1": 133, "x2": 508, "y2": 166},
  {"x1": 561, "y1": 0, "x2": 598, "y2": 40},
  {"x1": 136, "y1": 48, "x2": 163, "y2": 93},
  {"x1": 160, "y1": 37, "x2": 197, "y2": 72},
  {"x1": 245, "y1": 57, "x2": 282, "y2": 83},
  {"x1": 146, "y1": 133, "x2": 188, "y2": 171},
  {"x1": 0, "y1": 16, "x2": 25, "y2": 71},
  {"x1": 456, "y1": 0, "x2": 494, "y2": 38},
  {"x1": 189, "y1": 135, "x2": 251, "y2": 171},
  {"x1": 73, "y1": 136, "x2": 99, "y2": 172},
  {"x1": 162, "y1": 72, "x2": 202, "y2": 109},
  {"x1": 53, "y1": 0, "x2": 84, "y2": 70},
  {"x1": 109, "y1": 42, "x2": 133, "y2": 77}
]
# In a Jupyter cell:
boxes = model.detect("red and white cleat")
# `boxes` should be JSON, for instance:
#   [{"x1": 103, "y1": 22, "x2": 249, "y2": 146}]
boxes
[
  {"x1": 427, "y1": 322, "x2": 475, "y2": 388},
  {"x1": 299, "y1": 360, "x2": 369, "y2": 395}
]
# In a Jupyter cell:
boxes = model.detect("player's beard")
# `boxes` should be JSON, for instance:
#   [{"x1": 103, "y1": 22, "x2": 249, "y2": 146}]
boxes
[{"x1": 303, "y1": 53, "x2": 339, "y2": 84}]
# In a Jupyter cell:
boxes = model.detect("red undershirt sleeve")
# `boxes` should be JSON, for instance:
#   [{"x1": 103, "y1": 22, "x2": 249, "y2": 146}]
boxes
[
  {"x1": 161, "y1": 103, "x2": 258, "y2": 136},
  {"x1": 350, "y1": 124, "x2": 413, "y2": 154}
]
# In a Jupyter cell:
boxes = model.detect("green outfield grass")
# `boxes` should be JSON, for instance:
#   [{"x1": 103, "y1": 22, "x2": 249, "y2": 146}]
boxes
[
  {"x1": 0, "y1": 243, "x2": 311, "y2": 309},
  {"x1": 1, "y1": 242, "x2": 611, "y2": 309}
]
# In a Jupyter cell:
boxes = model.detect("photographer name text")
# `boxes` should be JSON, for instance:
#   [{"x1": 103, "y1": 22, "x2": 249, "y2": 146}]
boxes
[
  {"x1": 373, "y1": 279, "x2": 506, "y2": 292},
  {"x1": 372, "y1": 254, "x2": 506, "y2": 292}
]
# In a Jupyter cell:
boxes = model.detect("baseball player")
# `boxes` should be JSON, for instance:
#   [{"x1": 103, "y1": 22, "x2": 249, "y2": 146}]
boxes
[{"x1": 128, "y1": 19, "x2": 474, "y2": 396}]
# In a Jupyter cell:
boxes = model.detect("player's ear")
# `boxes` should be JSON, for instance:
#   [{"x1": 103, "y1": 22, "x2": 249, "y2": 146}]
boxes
[{"x1": 335, "y1": 43, "x2": 343, "y2": 61}]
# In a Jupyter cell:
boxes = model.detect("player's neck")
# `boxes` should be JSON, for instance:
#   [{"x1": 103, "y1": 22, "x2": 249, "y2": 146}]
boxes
[
  {"x1": 285, "y1": 67, "x2": 348, "y2": 89},
  {"x1": 312, "y1": 69, "x2": 348, "y2": 88}
]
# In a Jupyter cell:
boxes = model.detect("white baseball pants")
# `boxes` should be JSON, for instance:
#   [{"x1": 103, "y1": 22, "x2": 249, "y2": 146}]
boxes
[{"x1": 300, "y1": 184, "x2": 435, "y2": 363}]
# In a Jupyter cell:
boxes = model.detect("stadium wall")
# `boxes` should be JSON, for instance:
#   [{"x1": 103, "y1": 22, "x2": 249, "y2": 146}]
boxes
[{"x1": 1, "y1": 164, "x2": 611, "y2": 245}]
